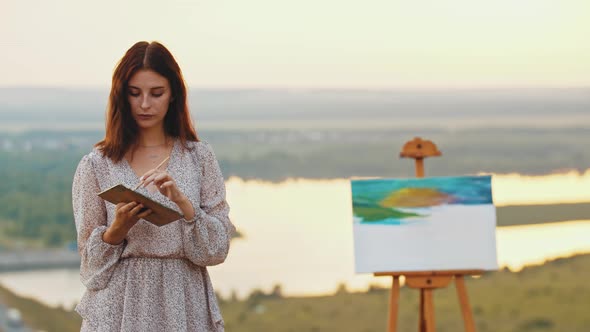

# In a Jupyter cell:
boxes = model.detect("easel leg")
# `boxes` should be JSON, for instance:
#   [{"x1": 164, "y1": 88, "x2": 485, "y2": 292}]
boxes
[
  {"x1": 388, "y1": 276, "x2": 400, "y2": 332},
  {"x1": 424, "y1": 289, "x2": 435, "y2": 331},
  {"x1": 419, "y1": 289, "x2": 425, "y2": 332},
  {"x1": 455, "y1": 276, "x2": 476, "y2": 332},
  {"x1": 419, "y1": 288, "x2": 435, "y2": 332}
]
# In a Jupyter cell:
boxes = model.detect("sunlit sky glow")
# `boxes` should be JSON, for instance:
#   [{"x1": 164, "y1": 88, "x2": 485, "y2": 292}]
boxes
[{"x1": 2, "y1": 0, "x2": 589, "y2": 88}]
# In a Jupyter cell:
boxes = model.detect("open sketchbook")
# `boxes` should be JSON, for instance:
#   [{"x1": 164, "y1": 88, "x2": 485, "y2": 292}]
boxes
[{"x1": 98, "y1": 184, "x2": 184, "y2": 227}]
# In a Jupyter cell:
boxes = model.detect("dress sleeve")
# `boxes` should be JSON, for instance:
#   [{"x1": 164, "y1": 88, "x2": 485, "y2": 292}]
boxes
[
  {"x1": 182, "y1": 142, "x2": 235, "y2": 266},
  {"x1": 72, "y1": 153, "x2": 125, "y2": 291}
]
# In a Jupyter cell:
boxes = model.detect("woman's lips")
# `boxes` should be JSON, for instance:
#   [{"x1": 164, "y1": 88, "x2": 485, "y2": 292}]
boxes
[{"x1": 137, "y1": 114, "x2": 154, "y2": 120}]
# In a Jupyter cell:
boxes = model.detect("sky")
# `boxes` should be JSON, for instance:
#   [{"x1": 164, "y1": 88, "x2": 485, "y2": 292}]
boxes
[{"x1": 1, "y1": 0, "x2": 589, "y2": 88}]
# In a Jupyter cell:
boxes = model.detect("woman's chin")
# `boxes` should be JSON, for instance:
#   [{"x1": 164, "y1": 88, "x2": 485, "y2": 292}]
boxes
[{"x1": 135, "y1": 120, "x2": 164, "y2": 130}]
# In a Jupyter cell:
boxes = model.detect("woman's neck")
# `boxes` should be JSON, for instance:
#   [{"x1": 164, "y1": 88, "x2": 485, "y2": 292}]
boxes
[{"x1": 137, "y1": 127, "x2": 168, "y2": 147}]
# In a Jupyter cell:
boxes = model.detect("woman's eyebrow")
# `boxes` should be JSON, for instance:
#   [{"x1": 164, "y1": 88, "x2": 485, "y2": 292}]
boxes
[{"x1": 128, "y1": 85, "x2": 166, "y2": 90}]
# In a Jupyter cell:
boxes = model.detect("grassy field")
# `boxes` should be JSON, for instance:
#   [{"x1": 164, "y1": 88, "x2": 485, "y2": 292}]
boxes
[
  {"x1": 220, "y1": 254, "x2": 590, "y2": 332},
  {"x1": 2, "y1": 253, "x2": 588, "y2": 332},
  {"x1": 0, "y1": 284, "x2": 81, "y2": 332}
]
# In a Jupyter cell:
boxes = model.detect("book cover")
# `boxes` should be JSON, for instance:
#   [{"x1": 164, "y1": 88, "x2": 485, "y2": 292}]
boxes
[{"x1": 98, "y1": 184, "x2": 184, "y2": 227}]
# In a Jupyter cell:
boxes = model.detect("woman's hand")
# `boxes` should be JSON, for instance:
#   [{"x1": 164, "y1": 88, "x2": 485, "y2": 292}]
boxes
[
  {"x1": 140, "y1": 169, "x2": 196, "y2": 219},
  {"x1": 103, "y1": 202, "x2": 152, "y2": 245},
  {"x1": 140, "y1": 169, "x2": 184, "y2": 202}
]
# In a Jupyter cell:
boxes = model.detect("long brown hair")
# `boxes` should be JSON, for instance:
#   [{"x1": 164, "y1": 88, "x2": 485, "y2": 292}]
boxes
[{"x1": 96, "y1": 41, "x2": 198, "y2": 162}]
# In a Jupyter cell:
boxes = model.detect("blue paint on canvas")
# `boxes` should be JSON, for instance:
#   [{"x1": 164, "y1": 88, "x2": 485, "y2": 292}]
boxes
[{"x1": 351, "y1": 175, "x2": 492, "y2": 225}]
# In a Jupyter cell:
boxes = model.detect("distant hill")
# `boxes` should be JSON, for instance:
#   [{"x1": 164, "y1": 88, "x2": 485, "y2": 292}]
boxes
[{"x1": 0, "y1": 87, "x2": 589, "y2": 131}]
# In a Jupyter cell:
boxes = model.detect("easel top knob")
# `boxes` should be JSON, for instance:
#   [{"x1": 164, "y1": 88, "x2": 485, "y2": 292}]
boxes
[{"x1": 400, "y1": 137, "x2": 442, "y2": 159}]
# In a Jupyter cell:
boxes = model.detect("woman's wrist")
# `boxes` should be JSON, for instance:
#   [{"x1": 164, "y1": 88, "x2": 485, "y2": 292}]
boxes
[
  {"x1": 102, "y1": 226, "x2": 126, "y2": 245},
  {"x1": 174, "y1": 194, "x2": 196, "y2": 220}
]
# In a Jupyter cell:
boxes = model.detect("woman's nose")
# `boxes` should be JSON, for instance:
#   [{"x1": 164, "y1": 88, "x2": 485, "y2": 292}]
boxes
[{"x1": 141, "y1": 95, "x2": 151, "y2": 109}]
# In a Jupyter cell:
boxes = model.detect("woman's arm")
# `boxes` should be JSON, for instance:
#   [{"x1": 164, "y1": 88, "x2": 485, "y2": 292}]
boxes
[
  {"x1": 72, "y1": 153, "x2": 126, "y2": 290},
  {"x1": 181, "y1": 142, "x2": 235, "y2": 266}
]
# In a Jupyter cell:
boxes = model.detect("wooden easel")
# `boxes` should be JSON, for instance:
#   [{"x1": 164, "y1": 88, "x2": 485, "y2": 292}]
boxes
[{"x1": 375, "y1": 137, "x2": 482, "y2": 332}]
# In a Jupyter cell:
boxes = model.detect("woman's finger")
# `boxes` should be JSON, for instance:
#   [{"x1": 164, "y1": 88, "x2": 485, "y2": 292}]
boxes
[
  {"x1": 153, "y1": 172, "x2": 170, "y2": 183},
  {"x1": 142, "y1": 170, "x2": 164, "y2": 188},
  {"x1": 129, "y1": 203, "x2": 144, "y2": 216},
  {"x1": 139, "y1": 169, "x2": 157, "y2": 182},
  {"x1": 159, "y1": 180, "x2": 175, "y2": 190},
  {"x1": 152, "y1": 174, "x2": 173, "y2": 188},
  {"x1": 137, "y1": 209, "x2": 153, "y2": 219},
  {"x1": 117, "y1": 201, "x2": 138, "y2": 214}
]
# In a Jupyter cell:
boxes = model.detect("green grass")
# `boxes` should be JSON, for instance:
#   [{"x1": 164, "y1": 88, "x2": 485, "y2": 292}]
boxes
[
  {"x1": 219, "y1": 254, "x2": 590, "y2": 332},
  {"x1": 0, "y1": 284, "x2": 81, "y2": 332}
]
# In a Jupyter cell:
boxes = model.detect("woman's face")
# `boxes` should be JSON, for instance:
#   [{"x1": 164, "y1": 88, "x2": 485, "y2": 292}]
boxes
[{"x1": 127, "y1": 69, "x2": 172, "y2": 131}]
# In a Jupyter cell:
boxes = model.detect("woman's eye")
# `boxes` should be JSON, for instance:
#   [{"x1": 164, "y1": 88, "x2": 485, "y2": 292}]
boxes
[
  {"x1": 129, "y1": 92, "x2": 140, "y2": 97},
  {"x1": 152, "y1": 93, "x2": 163, "y2": 97}
]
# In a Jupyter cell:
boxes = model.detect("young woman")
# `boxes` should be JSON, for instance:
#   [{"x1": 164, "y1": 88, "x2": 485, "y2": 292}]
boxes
[{"x1": 72, "y1": 41, "x2": 234, "y2": 331}]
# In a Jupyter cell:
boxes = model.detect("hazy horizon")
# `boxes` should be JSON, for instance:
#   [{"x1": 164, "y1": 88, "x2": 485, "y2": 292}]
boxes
[{"x1": 0, "y1": 86, "x2": 588, "y2": 132}]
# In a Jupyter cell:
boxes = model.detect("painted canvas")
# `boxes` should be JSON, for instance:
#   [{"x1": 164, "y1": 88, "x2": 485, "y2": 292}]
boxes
[{"x1": 351, "y1": 175, "x2": 498, "y2": 273}]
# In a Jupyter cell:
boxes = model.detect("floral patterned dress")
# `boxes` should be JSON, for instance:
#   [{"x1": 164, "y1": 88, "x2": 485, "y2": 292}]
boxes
[{"x1": 72, "y1": 139, "x2": 234, "y2": 331}]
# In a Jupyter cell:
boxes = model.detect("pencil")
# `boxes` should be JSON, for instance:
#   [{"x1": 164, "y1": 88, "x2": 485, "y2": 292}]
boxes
[{"x1": 132, "y1": 156, "x2": 170, "y2": 191}]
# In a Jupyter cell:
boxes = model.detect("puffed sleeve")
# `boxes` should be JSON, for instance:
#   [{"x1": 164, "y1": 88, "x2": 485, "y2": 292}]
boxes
[
  {"x1": 72, "y1": 153, "x2": 125, "y2": 291},
  {"x1": 182, "y1": 142, "x2": 235, "y2": 266}
]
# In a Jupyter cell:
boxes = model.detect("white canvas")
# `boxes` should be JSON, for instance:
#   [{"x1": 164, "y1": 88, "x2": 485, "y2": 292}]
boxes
[{"x1": 351, "y1": 175, "x2": 498, "y2": 273}]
